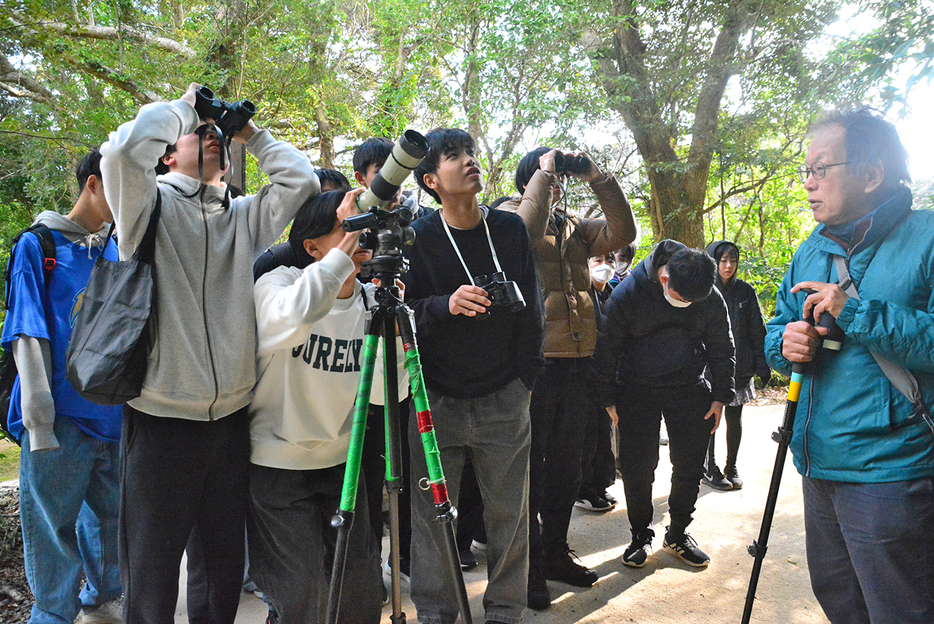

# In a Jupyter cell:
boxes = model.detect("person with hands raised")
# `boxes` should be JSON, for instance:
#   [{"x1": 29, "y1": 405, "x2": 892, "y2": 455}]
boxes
[
  {"x1": 100, "y1": 81, "x2": 317, "y2": 623},
  {"x1": 498, "y1": 145, "x2": 636, "y2": 607}
]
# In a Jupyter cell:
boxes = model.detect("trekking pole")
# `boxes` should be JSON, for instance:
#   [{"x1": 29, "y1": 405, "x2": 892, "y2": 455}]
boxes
[
  {"x1": 740, "y1": 360, "x2": 805, "y2": 624},
  {"x1": 742, "y1": 303, "x2": 842, "y2": 623}
]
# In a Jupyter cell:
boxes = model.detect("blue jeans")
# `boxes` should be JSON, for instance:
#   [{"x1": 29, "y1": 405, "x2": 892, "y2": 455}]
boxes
[
  {"x1": 409, "y1": 378, "x2": 531, "y2": 624},
  {"x1": 20, "y1": 417, "x2": 121, "y2": 624},
  {"x1": 803, "y1": 477, "x2": 934, "y2": 624}
]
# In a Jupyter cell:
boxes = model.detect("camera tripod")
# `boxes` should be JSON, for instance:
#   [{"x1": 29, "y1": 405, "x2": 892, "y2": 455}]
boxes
[{"x1": 325, "y1": 251, "x2": 473, "y2": 624}]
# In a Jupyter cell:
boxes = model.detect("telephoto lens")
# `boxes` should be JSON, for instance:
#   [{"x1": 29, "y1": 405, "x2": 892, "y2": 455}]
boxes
[{"x1": 356, "y1": 130, "x2": 430, "y2": 213}]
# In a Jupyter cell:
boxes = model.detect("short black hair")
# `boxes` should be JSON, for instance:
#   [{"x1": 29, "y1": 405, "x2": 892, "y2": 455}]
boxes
[
  {"x1": 515, "y1": 147, "x2": 552, "y2": 194},
  {"x1": 155, "y1": 144, "x2": 176, "y2": 176},
  {"x1": 353, "y1": 137, "x2": 394, "y2": 175},
  {"x1": 490, "y1": 196, "x2": 512, "y2": 210},
  {"x1": 414, "y1": 128, "x2": 477, "y2": 204},
  {"x1": 316, "y1": 168, "x2": 351, "y2": 192},
  {"x1": 666, "y1": 247, "x2": 716, "y2": 302},
  {"x1": 76, "y1": 148, "x2": 103, "y2": 192},
  {"x1": 811, "y1": 107, "x2": 910, "y2": 193},
  {"x1": 288, "y1": 190, "x2": 346, "y2": 260}
]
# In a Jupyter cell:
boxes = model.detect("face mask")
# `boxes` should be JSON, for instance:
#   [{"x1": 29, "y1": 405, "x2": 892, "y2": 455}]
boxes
[
  {"x1": 615, "y1": 261, "x2": 631, "y2": 274},
  {"x1": 663, "y1": 281, "x2": 692, "y2": 308},
  {"x1": 590, "y1": 264, "x2": 614, "y2": 285}
]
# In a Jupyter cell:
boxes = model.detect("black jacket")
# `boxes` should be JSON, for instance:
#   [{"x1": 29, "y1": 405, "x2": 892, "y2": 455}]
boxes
[{"x1": 592, "y1": 240, "x2": 735, "y2": 407}]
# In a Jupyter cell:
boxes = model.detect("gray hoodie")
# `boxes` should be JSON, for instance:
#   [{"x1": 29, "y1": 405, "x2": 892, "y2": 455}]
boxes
[{"x1": 100, "y1": 99, "x2": 319, "y2": 421}]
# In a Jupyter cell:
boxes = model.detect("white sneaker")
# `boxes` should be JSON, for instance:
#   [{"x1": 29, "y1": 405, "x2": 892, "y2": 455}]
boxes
[{"x1": 81, "y1": 598, "x2": 123, "y2": 623}]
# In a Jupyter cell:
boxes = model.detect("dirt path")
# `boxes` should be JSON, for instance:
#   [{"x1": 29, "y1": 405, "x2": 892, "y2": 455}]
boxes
[{"x1": 195, "y1": 402, "x2": 828, "y2": 624}]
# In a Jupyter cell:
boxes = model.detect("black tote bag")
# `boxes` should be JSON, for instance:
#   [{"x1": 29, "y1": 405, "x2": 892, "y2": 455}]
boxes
[{"x1": 66, "y1": 192, "x2": 161, "y2": 405}]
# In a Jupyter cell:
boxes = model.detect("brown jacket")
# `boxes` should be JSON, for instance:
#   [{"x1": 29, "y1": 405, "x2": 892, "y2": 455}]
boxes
[{"x1": 499, "y1": 169, "x2": 635, "y2": 358}]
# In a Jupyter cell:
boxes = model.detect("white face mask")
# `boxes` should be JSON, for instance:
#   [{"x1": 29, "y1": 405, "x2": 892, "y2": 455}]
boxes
[
  {"x1": 663, "y1": 281, "x2": 692, "y2": 308},
  {"x1": 590, "y1": 264, "x2": 614, "y2": 285}
]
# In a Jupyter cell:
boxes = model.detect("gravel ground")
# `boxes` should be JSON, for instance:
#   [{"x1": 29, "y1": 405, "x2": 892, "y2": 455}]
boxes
[{"x1": 0, "y1": 486, "x2": 30, "y2": 623}]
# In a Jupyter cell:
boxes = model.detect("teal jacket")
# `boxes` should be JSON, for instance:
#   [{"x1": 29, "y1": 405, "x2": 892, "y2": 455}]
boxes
[{"x1": 765, "y1": 187, "x2": 934, "y2": 483}]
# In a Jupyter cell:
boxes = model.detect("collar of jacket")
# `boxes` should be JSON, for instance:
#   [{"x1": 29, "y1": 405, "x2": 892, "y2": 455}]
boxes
[{"x1": 809, "y1": 186, "x2": 913, "y2": 256}]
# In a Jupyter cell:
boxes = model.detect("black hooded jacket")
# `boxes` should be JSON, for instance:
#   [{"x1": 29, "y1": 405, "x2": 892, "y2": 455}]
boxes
[
  {"x1": 705, "y1": 240, "x2": 770, "y2": 388},
  {"x1": 592, "y1": 239, "x2": 735, "y2": 408}
]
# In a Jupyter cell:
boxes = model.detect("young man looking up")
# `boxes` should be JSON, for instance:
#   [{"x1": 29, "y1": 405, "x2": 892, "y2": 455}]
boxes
[
  {"x1": 248, "y1": 187, "x2": 403, "y2": 623},
  {"x1": 3, "y1": 149, "x2": 124, "y2": 624},
  {"x1": 592, "y1": 240, "x2": 734, "y2": 569},
  {"x1": 404, "y1": 128, "x2": 545, "y2": 624},
  {"x1": 100, "y1": 82, "x2": 318, "y2": 623}
]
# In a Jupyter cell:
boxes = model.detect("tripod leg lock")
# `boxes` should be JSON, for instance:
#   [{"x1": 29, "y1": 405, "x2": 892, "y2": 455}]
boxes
[
  {"x1": 434, "y1": 500, "x2": 457, "y2": 524},
  {"x1": 747, "y1": 539, "x2": 767, "y2": 559},
  {"x1": 331, "y1": 510, "x2": 353, "y2": 529},
  {"x1": 771, "y1": 427, "x2": 792, "y2": 445}
]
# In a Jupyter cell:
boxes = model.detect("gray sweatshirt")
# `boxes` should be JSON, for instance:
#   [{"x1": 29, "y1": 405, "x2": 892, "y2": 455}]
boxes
[
  {"x1": 13, "y1": 212, "x2": 110, "y2": 450},
  {"x1": 100, "y1": 99, "x2": 319, "y2": 420}
]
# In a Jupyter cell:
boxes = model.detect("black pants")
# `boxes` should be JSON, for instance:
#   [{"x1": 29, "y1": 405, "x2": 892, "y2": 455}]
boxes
[
  {"x1": 361, "y1": 399, "x2": 412, "y2": 562},
  {"x1": 120, "y1": 406, "x2": 249, "y2": 624},
  {"x1": 706, "y1": 404, "x2": 743, "y2": 471},
  {"x1": 529, "y1": 358, "x2": 590, "y2": 558},
  {"x1": 579, "y1": 403, "x2": 616, "y2": 497},
  {"x1": 616, "y1": 383, "x2": 711, "y2": 537}
]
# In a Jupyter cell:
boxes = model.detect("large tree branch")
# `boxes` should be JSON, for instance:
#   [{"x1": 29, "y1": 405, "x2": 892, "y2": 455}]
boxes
[
  {"x1": 60, "y1": 56, "x2": 159, "y2": 104},
  {"x1": 0, "y1": 53, "x2": 59, "y2": 108},
  {"x1": 8, "y1": 13, "x2": 196, "y2": 59}
]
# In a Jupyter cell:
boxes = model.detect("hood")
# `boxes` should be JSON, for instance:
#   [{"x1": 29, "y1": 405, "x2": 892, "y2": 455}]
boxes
[
  {"x1": 158, "y1": 172, "x2": 228, "y2": 212},
  {"x1": 636, "y1": 239, "x2": 688, "y2": 285},
  {"x1": 705, "y1": 239, "x2": 739, "y2": 288},
  {"x1": 33, "y1": 210, "x2": 110, "y2": 250}
]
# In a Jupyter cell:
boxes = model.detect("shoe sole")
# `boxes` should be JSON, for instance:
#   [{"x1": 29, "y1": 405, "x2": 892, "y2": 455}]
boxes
[
  {"x1": 701, "y1": 478, "x2": 733, "y2": 491},
  {"x1": 663, "y1": 544, "x2": 709, "y2": 568},
  {"x1": 573, "y1": 500, "x2": 614, "y2": 512},
  {"x1": 621, "y1": 557, "x2": 647, "y2": 568}
]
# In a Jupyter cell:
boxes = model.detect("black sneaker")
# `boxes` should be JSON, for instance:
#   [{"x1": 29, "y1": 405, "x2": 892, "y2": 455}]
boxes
[
  {"x1": 527, "y1": 561, "x2": 551, "y2": 610},
  {"x1": 621, "y1": 530, "x2": 653, "y2": 568},
  {"x1": 724, "y1": 465, "x2": 744, "y2": 490},
  {"x1": 460, "y1": 548, "x2": 478, "y2": 571},
  {"x1": 543, "y1": 546, "x2": 598, "y2": 587},
  {"x1": 663, "y1": 532, "x2": 710, "y2": 567},
  {"x1": 702, "y1": 466, "x2": 733, "y2": 491},
  {"x1": 603, "y1": 491, "x2": 618, "y2": 506},
  {"x1": 573, "y1": 494, "x2": 615, "y2": 512}
]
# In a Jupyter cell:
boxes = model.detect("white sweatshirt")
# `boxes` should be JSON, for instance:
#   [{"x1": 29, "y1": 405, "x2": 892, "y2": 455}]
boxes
[{"x1": 250, "y1": 249, "x2": 407, "y2": 470}]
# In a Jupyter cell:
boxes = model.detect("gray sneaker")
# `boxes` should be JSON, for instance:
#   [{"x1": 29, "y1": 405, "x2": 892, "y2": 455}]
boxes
[{"x1": 81, "y1": 598, "x2": 123, "y2": 623}]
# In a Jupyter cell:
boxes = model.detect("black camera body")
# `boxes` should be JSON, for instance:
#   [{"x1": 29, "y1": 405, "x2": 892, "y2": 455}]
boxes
[
  {"x1": 342, "y1": 205, "x2": 416, "y2": 282},
  {"x1": 193, "y1": 86, "x2": 256, "y2": 141},
  {"x1": 473, "y1": 272, "x2": 526, "y2": 319},
  {"x1": 554, "y1": 152, "x2": 591, "y2": 176}
]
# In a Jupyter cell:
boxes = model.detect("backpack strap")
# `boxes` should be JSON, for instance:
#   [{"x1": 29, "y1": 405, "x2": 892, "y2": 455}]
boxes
[{"x1": 5, "y1": 224, "x2": 57, "y2": 310}]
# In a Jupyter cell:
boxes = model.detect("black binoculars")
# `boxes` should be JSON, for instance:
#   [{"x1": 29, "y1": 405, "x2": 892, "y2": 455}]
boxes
[
  {"x1": 193, "y1": 86, "x2": 256, "y2": 141},
  {"x1": 554, "y1": 152, "x2": 591, "y2": 176},
  {"x1": 473, "y1": 272, "x2": 526, "y2": 319}
]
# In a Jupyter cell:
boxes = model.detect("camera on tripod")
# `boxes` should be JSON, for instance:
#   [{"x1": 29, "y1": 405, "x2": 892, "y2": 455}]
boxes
[
  {"x1": 341, "y1": 130, "x2": 430, "y2": 283},
  {"x1": 193, "y1": 86, "x2": 256, "y2": 141},
  {"x1": 472, "y1": 272, "x2": 526, "y2": 319}
]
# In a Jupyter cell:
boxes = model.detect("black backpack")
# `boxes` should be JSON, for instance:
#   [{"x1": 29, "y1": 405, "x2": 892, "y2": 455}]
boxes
[{"x1": 0, "y1": 224, "x2": 57, "y2": 445}]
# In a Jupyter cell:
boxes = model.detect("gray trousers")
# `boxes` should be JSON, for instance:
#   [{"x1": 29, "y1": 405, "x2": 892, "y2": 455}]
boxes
[{"x1": 408, "y1": 378, "x2": 531, "y2": 624}]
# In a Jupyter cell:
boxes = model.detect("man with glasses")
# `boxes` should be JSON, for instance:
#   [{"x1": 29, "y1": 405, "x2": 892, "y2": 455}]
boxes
[{"x1": 766, "y1": 107, "x2": 934, "y2": 623}]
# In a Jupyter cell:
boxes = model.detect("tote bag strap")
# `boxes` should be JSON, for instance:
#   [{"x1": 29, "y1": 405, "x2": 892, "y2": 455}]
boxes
[{"x1": 135, "y1": 190, "x2": 162, "y2": 265}]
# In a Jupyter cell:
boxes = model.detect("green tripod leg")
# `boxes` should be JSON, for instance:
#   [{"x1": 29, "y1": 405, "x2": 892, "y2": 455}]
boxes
[
  {"x1": 325, "y1": 323, "x2": 380, "y2": 624},
  {"x1": 398, "y1": 307, "x2": 474, "y2": 624}
]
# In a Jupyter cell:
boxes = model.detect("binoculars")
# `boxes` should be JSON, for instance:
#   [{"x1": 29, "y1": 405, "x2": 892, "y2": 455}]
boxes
[{"x1": 193, "y1": 86, "x2": 256, "y2": 141}]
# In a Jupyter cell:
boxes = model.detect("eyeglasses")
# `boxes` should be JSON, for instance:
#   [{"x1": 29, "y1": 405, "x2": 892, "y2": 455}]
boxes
[{"x1": 797, "y1": 161, "x2": 849, "y2": 184}]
